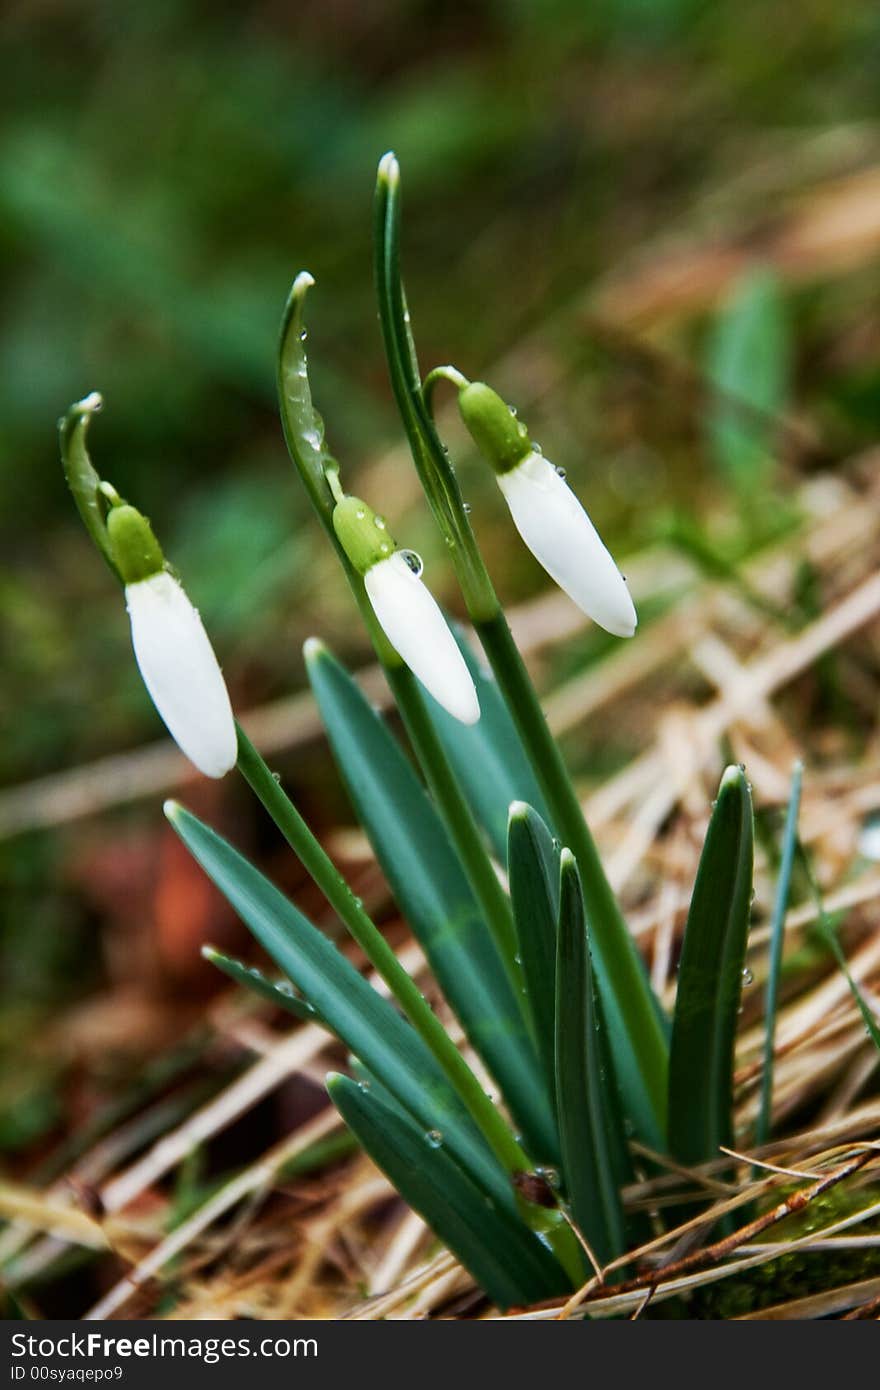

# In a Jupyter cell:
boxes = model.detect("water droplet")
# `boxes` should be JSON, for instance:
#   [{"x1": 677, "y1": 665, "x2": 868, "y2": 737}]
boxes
[
  {"x1": 400, "y1": 549, "x2": 423, "y2": 577},
  {"x1": 463, "y1": 502, "x2": 472, "y2": 514},
  {"x1": 380, "y1": 541, "x2": 391, "y2": 553},
  {"x1": 374, "y1": 515, "x2": 386, "y2": 530},
  {"x1": 358, "y1": 1079, "x2": 371, "y2": 1093},
  {"x1": 537, "y1": 1166, "x2": 560, "y2": 1189},
  {"x1": 300, "y1": 329, "x2": 308, "y2": 342},
  {"x1": 272, "y1": 771, "x2": 282, "y2": 783},
  {"x1": 355, "y1": 508, "x2": 366, "y2": 520},
  {"x1": 425, "y1": 1129, "x2": 443, "y2": 1148},
  {"x1": 555, "y1": 465, "x2": 566, "y2": 479},
  {"x1": 742, "y1": 967, "x2": 754, "y2": 986}
]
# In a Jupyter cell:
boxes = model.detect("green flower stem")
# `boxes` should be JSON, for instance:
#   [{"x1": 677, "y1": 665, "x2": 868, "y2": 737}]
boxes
[
  {"x1": 422, "y1": 363, "x2": 470, "y2": 417},
  {"x1": 382, "y1": 662, "x2": 525, "y2": 1006},
  {"x1": 235, "y1": 721, "x2": 580, "y2": 1274},
  {"x1": 375, "y1": 151, "x2": 669, "y2": 1146},
  {"x1": 277, "y1": 265, "x2": 525, "y2": 1015},
  {"x1": 475, "y1": 612, "x2": 669, "y2": 1141},
  {"x1": 374, "y1": 158, "x2": 497, "y2": 622},
  {"x1": 235, "y1": 722, "x2": 523, "y2": 1170}
]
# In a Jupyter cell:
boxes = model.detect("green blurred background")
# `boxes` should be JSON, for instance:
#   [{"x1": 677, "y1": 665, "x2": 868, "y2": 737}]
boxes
[{"x1": 2, "y1": 0, "x2": 880, "y2": 1168}]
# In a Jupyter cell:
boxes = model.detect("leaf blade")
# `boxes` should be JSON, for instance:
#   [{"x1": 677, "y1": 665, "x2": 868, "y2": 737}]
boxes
[
  {"x1": 555, "y1": 850, "x2": 630, "y2": 1266},
  {"x1": 508, "y1": 803, "x2": 559, "y2": 1108},
  {"x1": 668, "y1": 766, "x2": 755, "y2": 1165},
  {"x1": 328, "y1": 1073, "x2": 569, "y2": 1309},
  {"x1": 306, "y1": 640, "x2": 558, "y2": 1163},
  {"x1": 166, "y1": 801, "x2": 513, "y2": 1209},
  {"x1": 424, "y1": 626, "x2": 553, "y2": 861}
]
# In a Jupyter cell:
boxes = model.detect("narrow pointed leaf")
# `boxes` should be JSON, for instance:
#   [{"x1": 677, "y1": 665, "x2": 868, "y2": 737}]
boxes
[
  {"x1": 166, "y1": 802, "x2": 512, "y2": 1209},
  {"x1": 508, "y1": 803, "x2": 559, "y2": 1107},
  {"x1": 328, "y1": 1074, "x2": 570, "y2": 1309},
  {"x1": 668, "y1": 766, "x2": 754, "y2": 1165},
  {"x1": 201, "y1": 944, "x2": 322, "y2": 1026},
  {"x1": 800, "y1": 844, "x2": 880, "y2": 1058},
  {"x1": 476, "y1": 609, "x2": 670, "y2": 1152},
  {"x1": 555, "y1": 851, "x2": 630, "y2": 1266},
  {"x1": 424, "y1": 625, "x2": 552, "y2": 860},
  {"x1": 756, "y1": 762, "x2": 802, "y2": 1144},
  {"x1": 306, "y1": 640, "x2": 558, "y2": 1163}
]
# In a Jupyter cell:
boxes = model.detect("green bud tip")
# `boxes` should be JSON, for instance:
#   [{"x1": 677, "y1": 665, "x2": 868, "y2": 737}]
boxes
[
  {"x1": 303, "y1": 636, "x2": 327, "y2": 666},
  {"x1": 163, "y1": 799, "x2": 181, "y2": 821},
  {"x1": 377, "y1": 151, "x2": 399, "y2": 187},
  {"x1": 332, "y1": 495, "x2": 396, "y2": 575},
  {"x1": 720, "y1": 764, "x2": 747, "y2": 792},
  {"x1": 457, "y1": 381, "x2": 532, "y2": 474},
  {"x1": 106, "y1": 503, "x2": 165, "y2": 585},
  {"x1": 559, "y1": 847, "x2": 577, "y2": 871}
]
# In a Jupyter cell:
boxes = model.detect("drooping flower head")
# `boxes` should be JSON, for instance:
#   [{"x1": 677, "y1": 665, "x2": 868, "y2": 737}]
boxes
[
  {"x1": 60, "y1": 394, "x2": 237, "y2": 778},
  {"x1": 332, "y1": 494, "x2": 479, "y2": 724},
  {"x1": 457, "y1": 381, "x2": 637, "y2": 639}
]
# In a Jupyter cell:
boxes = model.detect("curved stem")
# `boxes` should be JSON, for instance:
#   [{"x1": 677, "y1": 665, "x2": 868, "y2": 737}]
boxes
[{"x1": 423, "y1": 363, "x2": 470, "y2": 418}]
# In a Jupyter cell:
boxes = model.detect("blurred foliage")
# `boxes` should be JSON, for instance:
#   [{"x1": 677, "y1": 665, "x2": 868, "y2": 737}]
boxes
[
  {"x1": 3, "y1": 0, "x2": 880, "y2": 781},
  {"x1": 2, "y1": 0, "x2": 880, "y2": 1191}
]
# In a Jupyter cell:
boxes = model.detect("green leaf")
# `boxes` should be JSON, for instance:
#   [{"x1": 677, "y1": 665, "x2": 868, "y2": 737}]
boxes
[
  {"x1": 799, "y1": 844, "x2": 880, "y2": 1058},
  {"x1": 756, "y1": 762, "x2": 802, "y2": 1145},
  {"x1": 328, "y1": 1073, "x2": 570, "y2": 1309},
  {"x1": 508, "y1": 803, "x2": 559, "y2": 1108},
  {"x1": 165, "y1": 801, "x2": 512, "y2": 1210},
  {"x1": 476, "y1": 610, "x2": 670, "y2": 1152},
  {"x1": 305, "y1": 640, "x2": 558, "y2": 1163},
  {"x1": 424, "y1": 624, "x2": 553, "y2": 861},
  {"x1": 668, "y1": 766, "x2": 754, "y2": 1166},
  {"x1": 706, "y1": 268, "x2": 788, "y2": 493},
  {"x1": 555, "y1": 850, "x2": 630, "y2": 1267},
  {"x1": 201, "y1": 943, "x2": 322, "y2": 1026}
]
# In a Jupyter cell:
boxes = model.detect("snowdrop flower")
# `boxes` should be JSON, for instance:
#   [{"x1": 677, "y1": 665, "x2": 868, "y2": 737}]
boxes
[
  {"x1": 458, "y1": 381, "x2": 637, "y2": 639},
  {"x1": 332, "y1": 494, "x2": 479, "y2": 724},
  {"x1": 106, "y1": 502, "x2": 238, "y2": 778}
]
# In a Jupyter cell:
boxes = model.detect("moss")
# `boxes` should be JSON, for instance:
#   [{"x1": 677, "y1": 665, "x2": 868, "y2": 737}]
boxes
[{"x1": 690, "y1": 1181, "x2": 880, "y2": 1318}]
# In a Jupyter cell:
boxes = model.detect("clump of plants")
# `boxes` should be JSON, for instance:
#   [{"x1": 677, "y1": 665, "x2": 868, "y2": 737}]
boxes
[{"x1": 58, "y1": 155, "x2": 873, "y2": 1314}]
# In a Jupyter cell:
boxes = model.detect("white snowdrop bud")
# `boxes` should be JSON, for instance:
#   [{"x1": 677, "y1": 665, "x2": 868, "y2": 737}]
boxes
[
  {"x1": 458, "y1": 381, "x2": 637, "y2": 638},
  {"x1": 497, "y1": 452, "x2": 637, "y2": 638},
  {"x1": 333, "y1": 495, "x2": 480, "y2": 725},
  {"x1": 108, "y1": 505, "x2": 237, "y2": 778}
]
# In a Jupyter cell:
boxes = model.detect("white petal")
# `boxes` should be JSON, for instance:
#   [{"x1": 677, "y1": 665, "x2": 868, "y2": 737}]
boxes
[
  {"x1": 497, "y1": 452, "x2": 637, "y2": 637},
  {"x1": 364, "y1": 553, "x2": 480, "y2": 724},
  {"x1": 126, "y1": 572, "x2": 237, "y2": 777}
]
